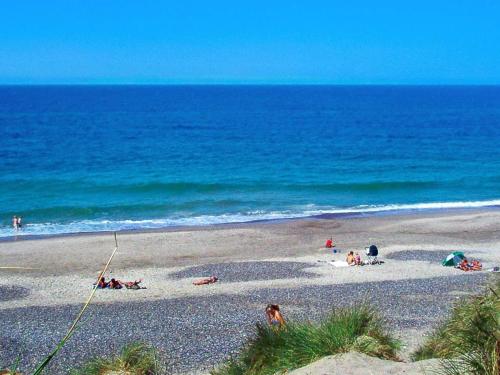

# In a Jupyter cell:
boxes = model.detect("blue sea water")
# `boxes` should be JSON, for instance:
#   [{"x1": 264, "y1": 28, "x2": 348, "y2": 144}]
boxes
[{"x1": 0, "y1": 85, "x2": 499, "y2": 237}]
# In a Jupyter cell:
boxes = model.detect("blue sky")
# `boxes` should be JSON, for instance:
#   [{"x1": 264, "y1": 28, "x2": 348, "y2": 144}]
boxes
[{"x1": 0, "y1": 1, "x2": 499, "y2": 84}]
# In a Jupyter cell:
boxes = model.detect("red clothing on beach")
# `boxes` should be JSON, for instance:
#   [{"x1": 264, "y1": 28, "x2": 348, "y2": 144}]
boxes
[{"x1": 325, "y1": 239, "x2": 333, "y2": 248}]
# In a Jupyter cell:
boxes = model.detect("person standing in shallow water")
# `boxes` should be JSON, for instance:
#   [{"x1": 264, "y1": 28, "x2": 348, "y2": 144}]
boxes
[
  {"x1": 12, "y1": 216, "x2": 18, "y2": 231},
  {"x1": 16, "y1": 216, "x2": 22, "y2": 229}
]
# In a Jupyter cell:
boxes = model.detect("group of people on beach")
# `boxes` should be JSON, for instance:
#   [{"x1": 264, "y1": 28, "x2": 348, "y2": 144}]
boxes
[
  {"x1": 326, "y1": 237, "x2": 365, "y2": 265},
  {"x1": 97, "y1": 272, "x2": 285, "y2": 328},
  {"x1": 96, "y1": 276, "x2": 144, "y2": 290},
  {"x1": 12, "y1": 215, "x2": 22, "y2": 230},
  {"x1": 457, "y1": 258, "x2": 482, "y2": 272},
  {"x1": 346, "y1": 251, "x2": 363, "y2": 266}
]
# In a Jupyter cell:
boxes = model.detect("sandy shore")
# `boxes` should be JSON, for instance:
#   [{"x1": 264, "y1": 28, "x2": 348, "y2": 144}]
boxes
[{"x1": 1, "y1": 208, "x2": 499, "y2": 373}]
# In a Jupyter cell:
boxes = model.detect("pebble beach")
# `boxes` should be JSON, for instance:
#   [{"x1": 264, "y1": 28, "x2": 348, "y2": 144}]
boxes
[{"x1": 1, "y1": 208, "x2": 499, "y2": 374}]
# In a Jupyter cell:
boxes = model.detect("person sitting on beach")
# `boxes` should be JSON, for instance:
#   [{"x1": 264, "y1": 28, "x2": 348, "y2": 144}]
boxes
[
  {"x1": 193, "y1": 276, "x2": 218, "y2": 285},
  {"x1": 325, "y1": 238, "x2": 334, "y2": 248},
  {"x1": 109, "y1": 278, "x2": 123, "y2": 289},
  {"x1": 97, "y1": 276, "x2": 108, "y2": 289},
  {"x1": 265, "y1": 304, "x2": 285, "y2": 328},
  {"x1": 471, "y1": 260, "x2": 482, "y2": 271},
  {"x1": 354, "y1": 252, "x2": 362, "y2": 265},
  {"x1": 458, "y1": 259, "x2": 471, "y2": 271},
  {"x1": 346, "y1": 251, "x2": 356, "y2": 266},
  {"x1": 458, "y1": 259, "x2": 482, "y2": 272}
]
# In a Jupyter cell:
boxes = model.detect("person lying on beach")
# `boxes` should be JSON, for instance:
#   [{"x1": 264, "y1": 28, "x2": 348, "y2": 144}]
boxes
[
  {"x1": 119, "y1": 279, "x2": 145, "y2": 289},
  {"x1": 265, "y1": 304, "x2": 285, "y2": 328},
  {"x1": 109, "y1": 278, "x2": 123, "y2": 289},
  {"x1": 96, "y1": 276, "x2": 108, "y2": 289},
  {"x1": 346, "y1": 251, "x2": 356, "y2": 266},
  {"x1": 458, "y1": 259, "x2": 482, "y2": 271},
  {"x1": 193, "y1": 276, "x2": 218, "y2": 285}
]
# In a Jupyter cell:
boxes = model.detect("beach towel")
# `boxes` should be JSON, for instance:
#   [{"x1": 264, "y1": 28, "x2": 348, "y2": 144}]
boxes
[{"x1": 328, "y1": 261, "x2": 349, "y2": 267}]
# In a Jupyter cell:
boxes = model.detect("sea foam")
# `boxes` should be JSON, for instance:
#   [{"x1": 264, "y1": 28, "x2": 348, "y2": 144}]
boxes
[{"x1": 1, "y1": 199, "x2": 498, "y2": 238}]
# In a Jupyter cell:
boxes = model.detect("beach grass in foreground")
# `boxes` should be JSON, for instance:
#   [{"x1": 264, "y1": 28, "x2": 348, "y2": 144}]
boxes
[
  {"x1": 211, "y1": 304, "x2": 400, "y2": 375},
  {"x1": 413, "y1": 275, "x2": 499, "y2": 375},
  {"x1": 69, "y1": 342, "x2": 161, "y2": 375}
]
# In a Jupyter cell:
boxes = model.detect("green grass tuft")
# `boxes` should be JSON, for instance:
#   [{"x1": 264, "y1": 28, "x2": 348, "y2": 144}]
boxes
[
  {"x1": 211, "y1": 304, "x2": 400, "y2": 375},
  {"x1": 412, "y1": 275, "x2": 499, "y2": 375},
  {"x1": 70, "y1": 342, "x2": 161, "y2": 375}
]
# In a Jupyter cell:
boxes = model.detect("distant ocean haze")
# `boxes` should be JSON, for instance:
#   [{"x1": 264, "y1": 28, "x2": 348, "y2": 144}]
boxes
[{"x1": 0, "y1": 85, "x2": 499, "y2": 237}]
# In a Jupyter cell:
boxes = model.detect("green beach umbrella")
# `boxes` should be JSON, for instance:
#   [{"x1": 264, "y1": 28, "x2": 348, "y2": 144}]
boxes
[{"x1": 442, "y1": 251, "x2": 465, "y2": 266}]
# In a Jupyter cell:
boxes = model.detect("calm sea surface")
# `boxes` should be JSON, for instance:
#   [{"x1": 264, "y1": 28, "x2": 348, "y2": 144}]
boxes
[{"x1": 1, "y1": 85, "x2": 499, "y2": 237}]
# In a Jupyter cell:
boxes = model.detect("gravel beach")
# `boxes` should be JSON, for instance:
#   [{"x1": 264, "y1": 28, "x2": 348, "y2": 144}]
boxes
[
  {"x1": 0, "y1": 273, "x2": 490, "y2": 374},
  {"x1": 0, "y1": 285, "x2": 30, "y2": 302},
  {"x1": 1, "y1": 208, "x2": 499, "y2": 374},
  {"x1": 385, "y1": 250, "x2": 458, "y2": 262},
  {"x1": 169, "y1": 261, "x2": 318, "y2": 282}
]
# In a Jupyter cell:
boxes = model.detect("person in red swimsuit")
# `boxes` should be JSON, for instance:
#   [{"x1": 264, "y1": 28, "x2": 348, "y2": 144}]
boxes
[{"x1": 325, "y1": 238, "x2": 334, "y2": 248}]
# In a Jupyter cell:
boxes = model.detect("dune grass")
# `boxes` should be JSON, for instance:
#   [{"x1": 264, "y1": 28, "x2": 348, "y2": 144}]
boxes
[
  {"x1": 70, "y1": 342, "x2": 161, "y2": 375},
  {"x1": 412, "y1": 276, "x2": 499, "y2": 375},
  {"x1": 211, "y1": 304, "x2": 400, "y2": 375}
]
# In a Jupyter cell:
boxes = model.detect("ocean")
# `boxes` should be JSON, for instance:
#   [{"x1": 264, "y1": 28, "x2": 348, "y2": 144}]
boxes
[{"x1": 0, "y1": 85, "x2": 499, "y2": 237}]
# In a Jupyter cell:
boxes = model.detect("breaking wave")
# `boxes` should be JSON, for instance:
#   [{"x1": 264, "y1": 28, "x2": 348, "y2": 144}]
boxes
[{"x1": 1, "y1": 199, "x2": 499, "y2": 238}]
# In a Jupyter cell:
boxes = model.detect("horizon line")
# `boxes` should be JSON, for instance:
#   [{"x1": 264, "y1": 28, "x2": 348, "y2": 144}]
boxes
[{"x1": 1, "y1": 83, "x2": 500, "y2": 87}]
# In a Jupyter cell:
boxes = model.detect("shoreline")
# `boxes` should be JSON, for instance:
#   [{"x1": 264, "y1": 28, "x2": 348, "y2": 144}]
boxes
[
  {"x1": 1, "y1": 206, "x2": 499, "y2": 293},
  {"x1": 2, "y1": 204, "x2": 499, "y2": 243}
]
